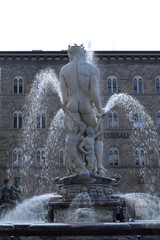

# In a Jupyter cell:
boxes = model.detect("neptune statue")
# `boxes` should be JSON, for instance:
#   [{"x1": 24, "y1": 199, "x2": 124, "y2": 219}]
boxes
[{"x1": 60, "y1": 44, "x2": 107, "y2": 176}]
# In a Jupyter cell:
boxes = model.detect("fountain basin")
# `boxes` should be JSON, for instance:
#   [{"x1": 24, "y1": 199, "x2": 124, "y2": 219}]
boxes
[
  {"x1": 49, "y1": 173, "x2": 126, "y2": 223},
  {"x1": 0, "y1": 222, "x2": 160, "y2": 238},
  {"x1": 48, "y1": 197, "x2": 127, "y2": 223}
]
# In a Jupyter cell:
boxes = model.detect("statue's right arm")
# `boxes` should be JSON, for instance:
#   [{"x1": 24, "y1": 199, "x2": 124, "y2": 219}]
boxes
[
  {"x1": 95, "y1": 117, "x2": 102, "y2": 132},
  {"x1": 79, "y1": 140, "x2": 87, "y2": 154},
  {"x1": 64, "y1": 114, "x2": 70, "y2": 133},
  {"x1": 60, "y1": 71, "x2": 68, "y2": 106},
  {"x1": 90, "y1": 73, "x2": 103, "y2": 114}
]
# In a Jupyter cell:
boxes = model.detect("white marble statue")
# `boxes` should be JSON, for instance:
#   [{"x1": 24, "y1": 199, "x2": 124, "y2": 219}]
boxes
[{"x1": 60, "y1": 44, "x2": 106, "y2": 176}]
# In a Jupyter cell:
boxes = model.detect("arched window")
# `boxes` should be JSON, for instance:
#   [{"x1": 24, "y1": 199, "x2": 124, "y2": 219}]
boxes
[
  {"x1": 107, "y1": 75, "x2": 117, "y2": 94},
  {"x1": 35, "y1": 148, "x2": 45, "y2": 167},
  {"x1": 59, "y1": 149, "x2": 65, "y2": 167},
  {"x1": 12, "y1": 148, "x2": 23, "y2": 167},
  {"x1": 155, "y1": 76, "x2": 160, "y2": 94},
  {"x1": 133, "y1": 75, "x2": 143, "y2": 94},
  {"x1": 156, "y1": 111, "x2": 160, "y2": 128},
  {"x1": 134, "y1": 113, "x2": 143, "y2": 128},
  {"x1": 12, "y1": 110, "x2": 23, "y2": 128},
  {"x1": 13, "y1": 76, "x2": 24, "y2": 94},
  {"x1": 37, "y1": 111, "x2": 46, "y2": 129},
  {"x1": 134, "y1": 148, "x2": 146, "y2": 166},
  {"x1": 108, "y1": 147, "x2": 119, "y2": 165},
  {"x1": 108, "y1": 110, "x2": 118, "y2": 128}
]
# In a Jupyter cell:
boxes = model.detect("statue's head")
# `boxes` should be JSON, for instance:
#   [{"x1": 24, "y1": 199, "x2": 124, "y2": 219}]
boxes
[
  {"x1": 67, "y1": 44, "x2": 86, "y2": 61},
  {"x1": 86, "y1": 127, "x2": 95, "y2": 136}
]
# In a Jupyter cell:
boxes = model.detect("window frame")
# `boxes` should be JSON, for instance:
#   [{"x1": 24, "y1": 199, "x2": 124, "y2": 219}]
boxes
[
  {"x1": 108, "y1": 147, "x2": 119, "y2": 166},
  {"x1": 12, "y1": 147, "x2": 23, "y2": 167},
  {"x1": 134, "y1": 113, "x2": 143, "y2": 129},
  {"x1": 35, "y1": 147, "x2": 45, "y2": 167},
  {"x1": 107, "y1": 110, "x2": 119, "y2": 128},
  {"x1": 13, "y1": 75, "x2": 24, "y2": 94},
  {"x1": 134, "y1": 147, "x2": 146, "y2": 166},
  {"x1": 36, "y1": 111, "x2": 46, "y2": 129},
  {"x1": 107, "y1": 75, "x2": 117, "y2": 94},
  {"x1": 133, "y1": 75, "x2": 143, "y2": 94},
  {"x1": 155, "y1": 76, "x2": 160, "y2": 94},
  {"x1": 156, "y1": 110, "x2": 160, "y2": 128},
  {"x1": 12, "y1": 110, "x2": 23, "y2": 129}
]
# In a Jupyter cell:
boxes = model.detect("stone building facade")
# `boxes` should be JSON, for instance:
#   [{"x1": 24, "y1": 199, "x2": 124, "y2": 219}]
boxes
[{"x1": 0, "y1": 50, "x2": 160, "y2": 198}]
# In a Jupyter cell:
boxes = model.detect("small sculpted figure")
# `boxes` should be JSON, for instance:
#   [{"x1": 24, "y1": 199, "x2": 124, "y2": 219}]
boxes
[
  {"x1": 0, "y1": 177, "x2": 22, "y2": 204},
  {"x1": 0, "y1": 179, "x2": 12, "y2": 202},
  {"x1": 60, "y1": 44, "x2": 106, "y2": 175},
  {"x1": 79, "y1": 126, "x2": 96, "y2": 172},
  {"x1": 79, "y1": 117, "x2": 106, "y2": 174},
  {"x1": 12, "y1": 177, "x2": 22, "y2": 203},
  {"x1": 63, "y1": 107, "x2": 86, "y2": 175}
]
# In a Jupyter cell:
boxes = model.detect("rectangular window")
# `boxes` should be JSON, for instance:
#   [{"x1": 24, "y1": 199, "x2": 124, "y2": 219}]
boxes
[
  {"x1": 107, "y1": 79, "x2": 111, "y2": 94},
  {"x1": 19, "y1": 115, "x2": 22, "y2": 128},
  {"x1": 133, "y1": 79, "x2": 137, "y2": 93},
  {"x1": 19, "y1": 79, "x2": 23, "y2": 93},
  {"x1": 13, "y1": 115, "x2": 17, "y2": 128},
  {"x1": 156, "y1": 79, "x2": 160, "y2": 93},
  {"x1": 37, "y1": 114, "x2": 40, "y2": 128},
  {"x1": 42, "y1": 114, "x2": 46, "y2": 128},
  {"x1": 157, "y1": 114, "x2": 160, "y2": 127},
  {"x1": 113, "y1": 79, "x2": 117, "y2": 93},
  {"x1": 14, "y1": 79, "x2": 18, "y2": 94},
  {"x1": 138, "y1": 80, "x2": 142, "y2": 93}
]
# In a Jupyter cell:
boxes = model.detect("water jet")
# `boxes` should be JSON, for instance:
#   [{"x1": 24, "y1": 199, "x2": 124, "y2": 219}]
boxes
[{"x1": 0, "y1": 45, "x2": 160, "y2": 239}]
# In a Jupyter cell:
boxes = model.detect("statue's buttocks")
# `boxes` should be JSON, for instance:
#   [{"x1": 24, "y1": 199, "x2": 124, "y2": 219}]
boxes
[{"x1": 61, "y1": 59, "x2": 100, "y2": 117}]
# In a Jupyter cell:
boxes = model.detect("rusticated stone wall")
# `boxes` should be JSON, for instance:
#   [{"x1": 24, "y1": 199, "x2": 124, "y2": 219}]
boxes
[{"x1": 0, "y1": 51, "x2": 160, "y2": 198}]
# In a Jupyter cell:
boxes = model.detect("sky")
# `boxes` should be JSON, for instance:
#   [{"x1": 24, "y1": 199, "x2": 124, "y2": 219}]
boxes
[{"x1": 0, "y1": 0, "x2": 160, "y2": 51}]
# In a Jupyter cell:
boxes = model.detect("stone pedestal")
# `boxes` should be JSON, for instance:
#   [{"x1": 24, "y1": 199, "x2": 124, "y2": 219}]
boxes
[{"x1": 48, "y1": 172, "x2": 128, "y2": 223}]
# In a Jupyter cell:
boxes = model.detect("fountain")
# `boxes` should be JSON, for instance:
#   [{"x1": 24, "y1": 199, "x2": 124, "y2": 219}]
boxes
[
  {"x1": 46, "y1": 44, "x2": 127, "y2": 224},
  {"x1": 0, "y1": 45, "x2": 160, "y2": 239}
]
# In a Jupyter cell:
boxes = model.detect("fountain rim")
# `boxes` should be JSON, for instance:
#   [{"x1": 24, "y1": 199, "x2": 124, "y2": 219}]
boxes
[{"x1": 0, "y1": 222, "x2": 160, "y2": 237}]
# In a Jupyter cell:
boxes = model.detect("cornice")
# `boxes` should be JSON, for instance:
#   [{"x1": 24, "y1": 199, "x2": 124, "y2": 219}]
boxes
[
  {"x1": 0, "y1": 51, "x2": 68, "y2": 61},
  {"x1": 0, "y1": 50, "x2": 160, "y2": 61}
]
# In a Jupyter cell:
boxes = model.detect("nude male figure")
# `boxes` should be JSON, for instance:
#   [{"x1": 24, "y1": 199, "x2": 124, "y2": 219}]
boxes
[{"x1": 60, "y1": 44, "x2": 106, "y2": 175}]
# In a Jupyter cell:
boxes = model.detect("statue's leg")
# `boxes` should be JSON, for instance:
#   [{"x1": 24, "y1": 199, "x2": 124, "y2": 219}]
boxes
[
  {"x1": 95, "y1": 140, "x2": 107, "y2": 176},
  {"x1": 69, "y1": 146, "x2": 85, "y2": 172},
  {"x1": 74, "y1": 153, "x2": 86, "y2": 171},
  {"x1": 65, "y1": 148, "x2": 73, "y2": 175},
  {"x1": 68, "y1": 112, "x2": 82, "y2": 127},
  {"x1": 81, "y1": 112, "x2": 97, "y2": 128},
  {"x1": 86, "y1": 154, "x2": 95, "y2": 173}
]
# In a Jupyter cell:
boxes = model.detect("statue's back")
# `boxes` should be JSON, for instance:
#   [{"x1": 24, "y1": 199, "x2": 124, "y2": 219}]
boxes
[{"x1": 76, "y1": 60, "x2": 99, "y2": 94}]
